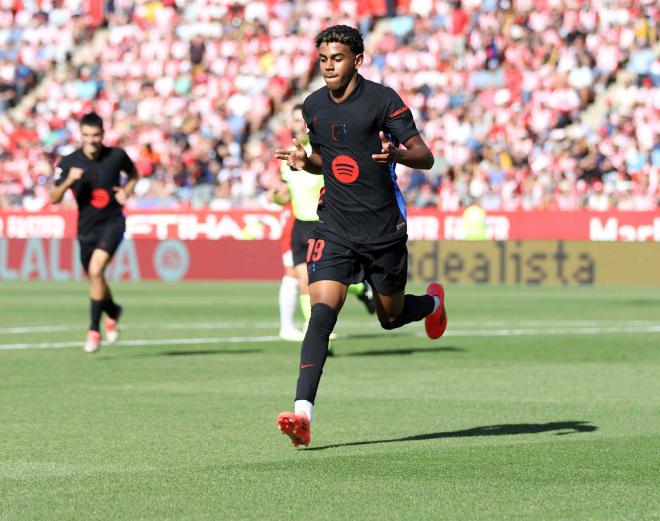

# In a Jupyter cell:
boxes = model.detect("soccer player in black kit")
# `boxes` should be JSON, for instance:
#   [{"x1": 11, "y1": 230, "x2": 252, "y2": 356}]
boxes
[
  {"x1": 50, "y1": 112, "x2": 138, "y2": 353},
  {"x1": 274, "y1": 26, "x2": 447, "y2": 447}
]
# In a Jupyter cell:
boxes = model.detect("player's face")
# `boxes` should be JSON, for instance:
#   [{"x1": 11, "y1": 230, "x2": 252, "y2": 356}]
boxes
[
  {"x1": 318, "y1": 42, "x2": 363, "y2": 92},
  {"x1": 81, "y1": 124, "x2": 104, "y2": 159}
]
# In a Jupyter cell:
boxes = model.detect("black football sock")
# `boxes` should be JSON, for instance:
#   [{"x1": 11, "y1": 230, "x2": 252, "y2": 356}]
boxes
[
  {"x1": 90, "y1": 299, "x2": 104, "y2": 331},
  {"x1": 295, "y1": 303, "x2": 338, "y2": 404},
  {"x1": 103, "y1": 298, "x2": 120, "y2": 319},
  {"x1": 380, "y1": 294, "x2": 435, "y2": 330}
]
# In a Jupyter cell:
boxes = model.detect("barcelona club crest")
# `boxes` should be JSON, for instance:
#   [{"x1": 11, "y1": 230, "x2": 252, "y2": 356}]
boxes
[{"x1": 331, "y1": 122, "x2": 349, "y2": 142}]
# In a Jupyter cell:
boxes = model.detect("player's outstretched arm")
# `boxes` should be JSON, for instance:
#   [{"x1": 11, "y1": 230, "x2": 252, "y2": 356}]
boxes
[
  {"x1": 372, "y1": 132, "x2": 434, "y2": 170},
  {"x1": 273, "y1": 139, "x2": 323, "y2": 175},
  {"x1": 50, "y1": 166, "x2": 83, "y2": 204}
]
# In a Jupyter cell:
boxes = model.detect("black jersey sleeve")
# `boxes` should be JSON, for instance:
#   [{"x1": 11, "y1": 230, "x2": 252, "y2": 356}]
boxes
[
  {"x1": 302, "y1": 100, "x2": 320, "y2": 147},
  {"x1": 119, "y1": 149, "x2": 136, "y2": 174},
  {"x1": 53, "y1": 156, "x2": 71, "y2": 186},
  {"x1": 381, "y1": 87, "x2": 419, "y2": 145}
]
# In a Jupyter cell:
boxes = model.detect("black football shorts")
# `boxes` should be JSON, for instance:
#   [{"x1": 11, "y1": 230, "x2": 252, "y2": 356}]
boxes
[
  {"x1": 291, "y1": 219, "x2": 318, "y2": 266},
  {"x1": 306, "y1": 235, "x2": 408, "y2": 295},
  {"x1": 78, "y1": 219, "x2": 126, "y2": 271}
]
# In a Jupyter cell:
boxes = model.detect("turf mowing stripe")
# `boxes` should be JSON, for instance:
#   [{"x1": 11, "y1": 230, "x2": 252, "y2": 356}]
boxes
[{"x1": 1, "y1": 324, "x2": 659, "y2": 350}]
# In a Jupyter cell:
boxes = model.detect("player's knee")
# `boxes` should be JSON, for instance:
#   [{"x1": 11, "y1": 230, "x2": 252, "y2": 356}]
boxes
[
  {"x1": 379, "y1": 318, "x2": 397, "y2": 330},
  {"x1": 378, "y1": 308, "x2": 401, "y2": 330},
  {"x1": 309, "y1": 303, "x2": 338, "y2": 338},
  {"x1": 379, "y1": 309, "x2": 405, "y2": 330},
  {"x1": 87, "y1": 264, "x2": 105, "y2": 280}
]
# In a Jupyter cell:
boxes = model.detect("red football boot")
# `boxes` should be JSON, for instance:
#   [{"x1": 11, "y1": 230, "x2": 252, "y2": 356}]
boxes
[
  {"x1": 425, "y1": 283, "x2": 448, "y2": 340},
  {"x1": 84, "y1": 330, "x2": 101, "y2": 353},
  {"x1": 105, "y1": 305, "x2": 122, "y2": 345},
  {"x1": 277, "y1": 411, "x2": 311, "y2": 447}
]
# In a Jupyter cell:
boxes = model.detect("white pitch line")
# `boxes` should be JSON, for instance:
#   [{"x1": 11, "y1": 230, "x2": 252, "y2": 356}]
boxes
[
  {"x1": 443, "y1": 325, "x2": 660, "y2": 336},
  {"x1": 1, "y1": 325, "x2": 659, "y2": 351},
  {"x1": 1, "y1": 319, "x2": 659, "y2": 335},
  {"x1": 0, "y1": 335, "x2": 281, "y2": 351},
  {"x1": 0, "y1": 323, "x2": 276, "y2": 334},
  {"x1": 0, "y1": 325, "x2": 77, "y2": 334}
]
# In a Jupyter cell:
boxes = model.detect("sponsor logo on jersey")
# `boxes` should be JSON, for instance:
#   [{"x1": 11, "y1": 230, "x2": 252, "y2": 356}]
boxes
[
  {"x1": 331, "y1": 155, "x2": 359, "y2": 184},
  {"x1": 90, "y1": 188, "x2": 110, "y2": 208}
]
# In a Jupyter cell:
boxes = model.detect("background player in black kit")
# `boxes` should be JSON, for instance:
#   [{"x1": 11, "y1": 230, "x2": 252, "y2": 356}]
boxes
[
  {"x1": 274, "y1": 26, "x2": 447, "y2": 447},
  {"x1": 50, "y1": 112, "x2": 138, "y2": 353}
]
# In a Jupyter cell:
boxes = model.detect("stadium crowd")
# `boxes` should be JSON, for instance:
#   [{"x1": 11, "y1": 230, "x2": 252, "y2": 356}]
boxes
[
  {"x1": 0, "y1": 1, "x2": 94, "y2": 112},
  {"x1": 364, "y1": 0, "x2": 659, "y2": 211},
  {"x1": 0, "y1": 0, "x2": 658, "y2": 212}
]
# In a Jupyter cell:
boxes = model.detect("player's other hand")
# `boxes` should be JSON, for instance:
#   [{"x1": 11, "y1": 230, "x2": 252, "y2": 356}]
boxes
[
  {"x1": 371, "y1": 131, "x2": 398, "y2": 164},
  {"x1": 113, "y1": 186, "x2": 129, "y2": 205},
  {"x1": 273, "y1": 138, "x2": 308, "y2": 170},
  {"x1": 68, "y1": 167, "x2": 84, "y2": 182}
]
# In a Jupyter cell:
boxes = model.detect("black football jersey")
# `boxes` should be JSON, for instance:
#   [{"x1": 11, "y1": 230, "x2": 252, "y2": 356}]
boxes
[
  {"x1": 302, "y1": 75, "x2": 419, "y2": 246},
  {"x1": 55, "y1": 146, "x2": 134, "y2": 240}
]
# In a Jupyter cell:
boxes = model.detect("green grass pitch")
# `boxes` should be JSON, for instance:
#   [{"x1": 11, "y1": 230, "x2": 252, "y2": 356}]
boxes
[{"x1": 1, "y1": 281, "x2": 659, "y2": 520}]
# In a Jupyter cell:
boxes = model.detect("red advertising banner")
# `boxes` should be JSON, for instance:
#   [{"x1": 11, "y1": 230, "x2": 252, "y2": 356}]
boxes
[
  {"x1": 0, "y1": 209, "x2": 658, "y2": 241},
  {"x1": 0, "y1": 239, "x2": 281, "y2": 281},
  {"x1": 3, "y1": 238, "x2": 658, "y2": 284}
]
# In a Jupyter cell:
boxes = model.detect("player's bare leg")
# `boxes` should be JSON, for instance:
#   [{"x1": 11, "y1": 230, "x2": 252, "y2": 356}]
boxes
[
  {"x1": 87, "y1": 249, "x2": 112, "y2": 301},
  {"x1": 373, "y1": 291, "x2": 405, "y2": 322}
]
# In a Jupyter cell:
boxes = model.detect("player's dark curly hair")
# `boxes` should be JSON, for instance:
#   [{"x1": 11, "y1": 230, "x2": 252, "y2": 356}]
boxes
[
  {"x1": 80, "y1": 111, "x2": 104, "y2": 129},
  {"x1": 315, "y1": 25, "x2": 364, "y2": 55}
]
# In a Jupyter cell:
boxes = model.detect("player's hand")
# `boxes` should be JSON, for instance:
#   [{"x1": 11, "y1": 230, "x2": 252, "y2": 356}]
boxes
[
  {"x1": 68, "y1": 167, "x2": 84, "y2": 182},
  {"x1": 273, "y1": 138, "x2": 308, "y2": 170},
  {"x1": 113, "y1": 186, "x2": 129, "y2": 205},
  {"x1": 371, "y1": 131, "x2": 399, "y2": 164}
]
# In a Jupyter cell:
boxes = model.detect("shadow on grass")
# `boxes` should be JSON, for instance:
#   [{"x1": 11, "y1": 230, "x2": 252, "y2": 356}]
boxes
[
  {"x1": 305, "y1": 421, "x2": 597, "y2": 451},
  {"x1": 336, "y1": 331, "x2": 418, "y2": 341},
  {"x1": 162, "y1": 349, "x2": 262, "y2": 356},
  {"x1": 341, "y1": 346, "x2": 465, "y2": 357},
  {"x1": 622, "y1": 299, "x2": 660, "y2": 307},
  {"x1": 98, "y1": 348, "x2": 262, "y2": 359}
]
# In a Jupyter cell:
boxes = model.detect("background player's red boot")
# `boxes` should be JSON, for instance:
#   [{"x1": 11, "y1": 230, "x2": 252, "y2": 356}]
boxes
[
  {"x1": 105, "y1": 305, "x2": 122, "y2": 345},
  {"x1": 277, "y1": 411, "x2": 311, "y2": 447},
  {"x1": 84, "y1": 330, "x2": 101, "y2": 353},
  {"x1": 425, "y1": 283, "x2": 447, "y2": 340}
]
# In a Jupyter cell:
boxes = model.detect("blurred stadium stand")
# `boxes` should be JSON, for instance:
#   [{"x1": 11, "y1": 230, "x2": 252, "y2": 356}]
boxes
[{"x1": 0, "y1": 0, "x2": 657, "y2": 212}]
